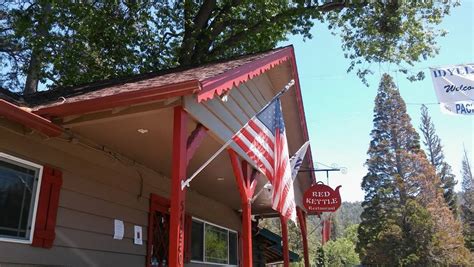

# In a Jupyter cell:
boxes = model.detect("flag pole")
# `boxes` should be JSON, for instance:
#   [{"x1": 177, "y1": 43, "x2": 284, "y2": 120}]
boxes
[{"x1": 181, "y1": 79, "x2": 296, "y2": 190}]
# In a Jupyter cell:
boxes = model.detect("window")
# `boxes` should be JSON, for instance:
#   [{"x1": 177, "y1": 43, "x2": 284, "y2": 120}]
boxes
[
  {"x1": 191, "y1": 218, "x2": 238, "y2": 265},
  {"x1": 0, "y1": 153, "x2": 42, "y2": 243}
]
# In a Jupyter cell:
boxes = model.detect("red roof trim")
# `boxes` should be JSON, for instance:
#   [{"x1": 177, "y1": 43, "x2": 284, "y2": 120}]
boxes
[
  {"x1": 0, "y1": 100, "x2": 62, "y2": 137},
  {"x1": 288, "y1": 47, "x2": 316, "y2": 183},
  {"x1": 197, "y1": 47, "x2": 293, "y2": 102},
  {"x1": 200, "y1": 45, "x2": 315, "y2": 184},
  {"x1": 34, "y1": 80, "x2": 201, "y2": 118}
]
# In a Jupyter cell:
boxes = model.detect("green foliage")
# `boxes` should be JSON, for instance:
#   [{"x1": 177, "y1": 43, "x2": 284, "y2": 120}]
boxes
[
  {"x1": 205, "y1": 225, "x2": 228, "y2": 263},
  {"x1": 330, "y1": 201, "x2": 363, "y2": 239},
  {"x1": 259, "y1": 202, "x2": 363, "y2": 266},
  {"x1": 342, "y1": 224, "x2": 358, "y2": 244},
  {"x1": 259, "y1": 217, "x2": 318, "y2": 265},
  {"x1": 325, "y1": 1, "x2": 457, "y2": 85},
  {"x1": 358, "y1": 199, "x2": 434, "y2": 266},
  {"x1": 324, "y1": 225, "x2": 360, "y2": 266},
  {"x1": 0, "y1": 1, "x2": 457, "y2": 92},
  {"x1": 419, "y1": 104, "x2": 458, "y2": 217},
  {"x1": 357, "y1": 74, "x2": 471, "y2": 266},
  {"x1": 314, "y1": 246, "x2": 326, "y2": 267}
]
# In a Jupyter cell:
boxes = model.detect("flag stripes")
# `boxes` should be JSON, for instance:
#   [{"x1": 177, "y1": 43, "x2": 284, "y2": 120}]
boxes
[{"x1": 232, "y1": 98, "x2": 296, "y2": 223}]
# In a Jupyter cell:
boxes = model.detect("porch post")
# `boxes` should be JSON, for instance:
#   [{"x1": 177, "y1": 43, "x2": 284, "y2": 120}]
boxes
[
  {"x1": 228, "y1": 149, "x2": 257, "y2": 267},
  {"x1": 280, "y1": 215, "x2": 290, "y2": 267},
  {"x1": 241, "y1": 195, "x2": 253, "y2": 267},
  {"x1": 297, "y1": 207, "x2": 310, "y2": 267},
  {"x1": 169, "y1": 106, "x2": 188, "y2": 267}
]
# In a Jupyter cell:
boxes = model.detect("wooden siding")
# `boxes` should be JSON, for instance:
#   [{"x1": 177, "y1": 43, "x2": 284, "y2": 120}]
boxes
[{"x1": 0, "y1": 125, "x2": 241, "y2": 267}]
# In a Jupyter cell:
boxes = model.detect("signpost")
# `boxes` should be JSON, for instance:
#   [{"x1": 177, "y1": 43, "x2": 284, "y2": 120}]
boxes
[{"x1": 303, "y1": 182, "x2": 342, "y2": 213}]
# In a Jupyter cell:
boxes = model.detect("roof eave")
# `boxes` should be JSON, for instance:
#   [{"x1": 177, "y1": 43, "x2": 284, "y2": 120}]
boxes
[
  {"x1": 288, "y1": 46, "x2": 317, "y2": 187},
  {"x1": 34, "y1": 80, "x2": 201, "y2": 118},
  {"x1": 196, "y1": 45, "x2": 316, "y2": 189},
  {"x1": 0, "y1": 100, "x2": 63, "y2": 137},
  {"x1": 197, "y1": 47, "x2": 293, "y2": 102}
]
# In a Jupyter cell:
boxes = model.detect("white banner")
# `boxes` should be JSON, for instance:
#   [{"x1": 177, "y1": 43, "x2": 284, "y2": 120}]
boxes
[{"x1": 430, "y1": 64, "x2": 474, "y2": 115}]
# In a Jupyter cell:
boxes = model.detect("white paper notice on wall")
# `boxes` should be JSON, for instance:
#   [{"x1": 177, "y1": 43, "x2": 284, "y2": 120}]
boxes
[
  {"x1": 134, "y1": 225, "x2": 143, "y2": 245},
  {"x1": 113, "y1": 219, "x2": 124, "y2": 240}
]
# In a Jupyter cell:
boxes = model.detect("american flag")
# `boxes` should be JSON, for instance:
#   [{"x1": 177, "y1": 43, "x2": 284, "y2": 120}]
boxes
[{"x1": 232, "y1": 98, "x2": 296, "y2": 223}]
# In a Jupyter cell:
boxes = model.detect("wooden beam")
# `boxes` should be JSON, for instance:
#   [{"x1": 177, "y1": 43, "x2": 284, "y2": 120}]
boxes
[
  {"x1": 111, "y1": 106, "x2": 130, "y2": 114},
  {"x1": 297, "y1": 207, "x2": 310, "y2": 267},
  {"x1": 169, "y1": 106, "x2": 188, "y2": 267},
  {"x1": 34, "y1": 80, "x2": 200, "y2": 118},
  {"x1": 228, "y1": 149, "x2": 257, "y2": 267},
  {"x1": 186, "y1": 124, "x2": 207, "y2": 166},
  {"x1": 0, "y1": 100, "x2": 62, "y2": 137},
  {"x1": 61, "y1": 100, "x2": 180, "y2": 128},
  {"x1": 280, "y1": 215, "x2": 290, "y2": 267}
]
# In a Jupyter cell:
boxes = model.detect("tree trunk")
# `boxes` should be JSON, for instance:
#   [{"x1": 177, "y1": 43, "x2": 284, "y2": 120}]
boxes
[
  {"x1": 24, "y1": 50, "x2": 42, "y2": 94},
  {"x1": 24, "y1": 2, "x2": 51, "y2": 95}
]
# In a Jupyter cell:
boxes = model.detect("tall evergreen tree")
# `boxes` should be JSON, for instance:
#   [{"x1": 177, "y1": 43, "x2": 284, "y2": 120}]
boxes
[
  {"x1": 419, "y1": 105, "x2": 458, "y2": 216},
  {"x1": 461, "y1": 148, "x2": 474, "y2": 251},
  {"x1": 357, "y1": 74, "x2": 470, "y2": 265}
]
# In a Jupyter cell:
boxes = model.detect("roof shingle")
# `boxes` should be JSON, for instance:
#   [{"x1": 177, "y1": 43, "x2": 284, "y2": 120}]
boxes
[{"x1": 0, "y1": 46, "x2": 291, "y2": 112}]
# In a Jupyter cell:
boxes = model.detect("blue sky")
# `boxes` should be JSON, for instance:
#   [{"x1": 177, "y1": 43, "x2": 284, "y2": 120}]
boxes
[{"x1": 284, "y1": 2, "x2": 473, "y2": 202}]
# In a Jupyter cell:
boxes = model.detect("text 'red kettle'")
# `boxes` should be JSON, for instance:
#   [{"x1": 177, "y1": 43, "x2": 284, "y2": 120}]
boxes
[{"x1": 303, "y1": 182, "x2": 342, "y2": 213}]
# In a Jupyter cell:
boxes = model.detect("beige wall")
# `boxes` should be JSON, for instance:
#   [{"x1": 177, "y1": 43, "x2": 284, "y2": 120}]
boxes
[{"x1": 0, "y1": 125, "x2": 241, "y2": 267}]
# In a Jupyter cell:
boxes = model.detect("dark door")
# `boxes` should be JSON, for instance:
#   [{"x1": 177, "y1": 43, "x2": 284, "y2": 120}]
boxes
[{"x1": 147, "y1": 194, "x2": 170, "y2": 267}]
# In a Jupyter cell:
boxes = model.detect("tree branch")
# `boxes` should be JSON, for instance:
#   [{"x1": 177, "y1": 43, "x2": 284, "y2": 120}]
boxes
[
  {"x1": 193, "y1": 0, "x2": 216, "y2": 31},
  {"x1": 207, "y1": 1, "x2": 349, "y2": 58},
  {"x1": 178, "y1": 0, "x2": 216, "y2": 65},
  {"x1": 190, "y1": 0, "x2": 243, "y2": 63},
  {"x1": 0, "y1": 39, "x2": 24, "y2": 53}
]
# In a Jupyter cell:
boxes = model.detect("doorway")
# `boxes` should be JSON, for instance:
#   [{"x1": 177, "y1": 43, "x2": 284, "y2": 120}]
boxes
[{"x1": 147, "y1": 194, "x2": 170, "y2": 267}]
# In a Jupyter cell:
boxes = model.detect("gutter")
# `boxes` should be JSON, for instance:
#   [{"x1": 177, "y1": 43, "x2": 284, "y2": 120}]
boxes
[
  {"x1": 34, "y1": 80, "x2": 201, "y2": 118},
  {"x1": 0, "y1": 100, "x2": 62, "y2": 137}
]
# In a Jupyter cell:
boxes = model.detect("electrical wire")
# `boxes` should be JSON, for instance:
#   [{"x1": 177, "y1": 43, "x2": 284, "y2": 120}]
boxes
[{"x1": 405, "y1": 102, "x2": 439, "y2": 106}]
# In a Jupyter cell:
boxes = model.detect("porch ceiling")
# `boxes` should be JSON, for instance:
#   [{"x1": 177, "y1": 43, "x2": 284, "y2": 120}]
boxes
[{"x1": 62, "y1": 104, "x2": 275, "y2": 214}]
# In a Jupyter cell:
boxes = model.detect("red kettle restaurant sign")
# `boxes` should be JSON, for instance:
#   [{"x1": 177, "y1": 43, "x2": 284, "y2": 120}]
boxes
[{"x1": 303, "y1": 182, "x2": 342, "y2": 213}]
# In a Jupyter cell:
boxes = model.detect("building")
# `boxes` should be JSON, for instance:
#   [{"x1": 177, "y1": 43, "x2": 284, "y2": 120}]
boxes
[{"x1": 0, "y1": 46, "x2": 314, "y2": 267}]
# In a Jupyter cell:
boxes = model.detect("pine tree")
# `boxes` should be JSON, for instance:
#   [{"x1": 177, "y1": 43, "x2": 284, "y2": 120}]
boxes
[
  {"x1": 419, "y1": 105, "x2": 458, "y2": 216},
  {"x1": 461, "y1": 148, "x2": 474, "y2": 251},
  {"x1": 356, "y1": 74, "x2": 471, "y2": 265}
]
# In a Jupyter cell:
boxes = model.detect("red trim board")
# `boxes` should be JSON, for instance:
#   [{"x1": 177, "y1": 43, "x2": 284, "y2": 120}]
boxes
[{"x1": 0, "y1": 100, "x2": 62, "y2": 137}]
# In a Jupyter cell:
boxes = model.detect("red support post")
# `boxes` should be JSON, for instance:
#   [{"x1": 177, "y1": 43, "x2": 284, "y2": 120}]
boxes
[
  {"x1": 297, "y1": 207, "x2": 310, "y2": 267},
  {"x1": 280, "y1": 215, "x2": 290, "y2": 267},
  {"x1": 169, "y1": 106, "x2": 188, "y2": 267},
  {"x1": 228, "y1": 149, "x2": 257, "y2": 267},
  {"x1": 241, "y1": 198, "x2": 253, "y2": 267}
]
